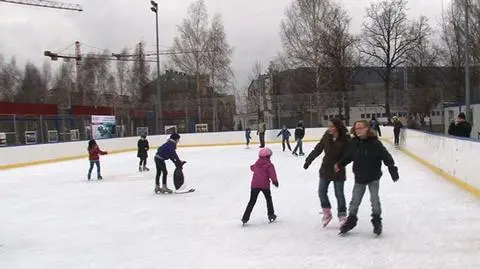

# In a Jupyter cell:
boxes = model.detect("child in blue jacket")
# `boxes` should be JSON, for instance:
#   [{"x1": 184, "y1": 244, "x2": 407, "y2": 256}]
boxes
[
  {"x1": 154, "y1": 133, "x2": 184, "y2": 194},
  {"x1": 277, "y1": 125, "x2": 292, "y2": 151}
]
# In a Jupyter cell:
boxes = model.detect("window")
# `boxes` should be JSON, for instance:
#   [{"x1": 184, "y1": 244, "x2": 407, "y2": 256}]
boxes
[
  {"x1": 382, "y1": 113, "x2": 386, "y2": 117},
  {"x1": 323, "y1": 115, "x2": 328, "y2": 120},
  {"x1": 361, "y1": 114, "x2": 365, "y2": 118},
  {"x1": 377, "y1": 113, "x2": 381, "y2": 117},
  {"x1": 366, "y1": 113, "x2": 371, "y2": 118}
]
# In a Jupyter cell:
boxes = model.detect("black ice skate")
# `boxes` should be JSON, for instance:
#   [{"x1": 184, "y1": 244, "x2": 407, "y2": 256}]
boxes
[
  {"x1": 241, "y1": 218, "x2": 248, "y2": 226},
  {"x1": 371, "y1": 215, "x2": 382, "y2": 235},
  {"x1": 97, "y1": 176, "x2": 103, "y2": 180},
  {"x1": 143, "y1": 166, "x2": 150, "y2": 171},
  {"x1": 268, "y1": 214, "x2": 277, "y2": 223},
  {"x1": 139, "y1": 166, "x2": 143, "y2": 172},
  {"x1": 339, "y1": 215, "x2": 357, "y2": 235}
]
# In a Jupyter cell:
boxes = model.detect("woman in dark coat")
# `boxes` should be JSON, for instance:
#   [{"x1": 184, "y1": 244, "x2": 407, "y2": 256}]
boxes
[
  {"x1": 303, "y1": 118, "x2": 350, "y2": 227},
  {"x1": 137, "y1": 134, "x2": 150, "y2": 172}
]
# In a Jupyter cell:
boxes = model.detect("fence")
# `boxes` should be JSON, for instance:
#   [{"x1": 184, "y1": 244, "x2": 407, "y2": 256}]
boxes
[{"x1": 0, "y1": 113, "x2": 155, "y2": 147}]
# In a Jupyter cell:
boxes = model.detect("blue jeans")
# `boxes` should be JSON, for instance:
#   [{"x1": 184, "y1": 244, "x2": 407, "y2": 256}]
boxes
[
  {"x1": 348, "y1": 181, "x2": 381, "y2": 217},
  {"x1": 88, "y1": 160, "x2": 101, "y2": 179},
  {"x1": 293, "y1": 138, "x2": 303, "y2": 154},
  {"x1": 318, "y1": 178, "x2": 346, "y2": 217}
]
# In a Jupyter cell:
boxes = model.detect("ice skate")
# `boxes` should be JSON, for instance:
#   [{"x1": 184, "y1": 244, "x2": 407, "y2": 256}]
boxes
[
  {"x1": 143, "y1": 166, "x2": 150, "y2": 171},
  {"x1": 241, "y1": 218, "x2": 248, "y2": 226},
  {"x1": 154, "y1": 185, "x2": 162, "y2": 194},
  {"x1": 161, "y1": 185, "x2": 173, "y2": 194},
  {"x1": 339, "y1": 215, "x2": 347, "y2": 227},
  {"x1": 87, "y1": 174, "x2": 91, "y2": 181},
  {"x1": 139, "y1": 166, "x2": 143, "y2": 172},
  {"x1": 97, "y1": 175, "x2": 103, "y2": 180},
  {"x1": 292, "y1": 152, "x2": 298, "y2": 156},
  {"x1": 299, "y1": 153, "x2": 305, "y2": 156},
  {"x1": 321, "y1": 208, "x2": 333, "y2": 228},
  {"x1": 371, "y1": 215, "x2": 382, "y2": 235},
  {"x1": 339, "y1": 215, "x2": 357, "y2": 234},
  {"x1": 268, "y1": 214, "x2": 277, "y2": 223}
]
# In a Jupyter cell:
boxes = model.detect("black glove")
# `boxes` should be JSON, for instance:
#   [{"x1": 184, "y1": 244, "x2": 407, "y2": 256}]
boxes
[
  {"x1": 303, "y1": 162, "x2": 310, "y2": 170},
  {"x1": 176, "y1": 160, "x2": 187, "y2": 169},
  {"x1": 388, "y1": 166, "x2": 399, "y2": 182}
]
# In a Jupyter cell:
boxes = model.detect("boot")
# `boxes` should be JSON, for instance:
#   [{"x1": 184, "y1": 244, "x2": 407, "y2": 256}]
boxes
[
  {"x1": 97, "y1": 175, "x2": 103, "y2": 180},
  {"x1": 339, "y1": 215, "x2": 347, "y2": 226},
  {"x1": 154, "y1": 185, "x2": 162, "y2": 194},
  {"x1": 87, "y1": 174, "x2": 91, "y2": 181},
  {"x1": 322, "y1": 208, "x2": 333, "y2": 228},
  {"x1": 371, "y1": 215, "x2": 382, "y2": 235},
  {"x1": 139, "y1": 165, "x2": 143, "y2": 172},
  {"x1": 268, "y1": 214, "x2": 277, "y2": 223},
  {"x1": 143, "y1": 166, "x2": 150, "y2": 171},
  {"x1": 339, "y1": 215, "x2": 357, "y2": 234},
  {"x1": 162, "y1": 184, "x2": 173, "y2": 194}
]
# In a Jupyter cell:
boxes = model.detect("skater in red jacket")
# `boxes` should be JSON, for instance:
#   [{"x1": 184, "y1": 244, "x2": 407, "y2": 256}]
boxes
[
  {"x1": 241, "y1": 147, "x2": 278, "y2": 225},
  {"x1": 87, "y1": 139, "x2": 107, "y2": 180}
]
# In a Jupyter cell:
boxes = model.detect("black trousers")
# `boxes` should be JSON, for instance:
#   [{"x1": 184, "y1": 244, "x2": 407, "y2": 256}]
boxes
[
  {"x1": 139, "y1": 156, "x2": 147, "y2": 167},
  {"x1": 282, "y1": 139, "x2": 291, "y2": 151},
  {"x1": 242, "y1": 188, "x2": 275, "y2": 221},
  {"x1": 259, "y1": 133, "x2": 265, "y2": 148},
  {"x1": 394, "y1": 130, "x2": 400, "y2": 145},
  {"x1": 155, "y1": 157, "x2": 168, "y2": 186}
]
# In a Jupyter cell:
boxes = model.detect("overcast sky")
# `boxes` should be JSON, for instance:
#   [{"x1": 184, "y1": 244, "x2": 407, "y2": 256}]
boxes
[{"x1": 0, "y1": 0, "x2": 450, "y2": 89}]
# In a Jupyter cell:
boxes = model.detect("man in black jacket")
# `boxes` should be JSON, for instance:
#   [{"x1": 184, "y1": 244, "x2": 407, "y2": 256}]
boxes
[
  {"x1": 335, "y1": 120, "x2": 399, "y2": 235},
  {"x1": 448, "y1": 112, "x2": 472, "y2": 138},
  {"x1": 292, "y1": 120, "x2": 305, "y2": 156}
]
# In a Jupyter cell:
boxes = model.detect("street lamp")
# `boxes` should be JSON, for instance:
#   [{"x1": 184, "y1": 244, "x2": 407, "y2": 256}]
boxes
[{"x1": 151, "y1": 0, "x2": 162, "y2": 134}]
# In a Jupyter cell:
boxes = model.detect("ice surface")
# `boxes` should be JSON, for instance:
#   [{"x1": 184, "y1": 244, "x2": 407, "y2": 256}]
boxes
[{"x1": 1, "y1": 142, "x2": 479, "y2": 269}]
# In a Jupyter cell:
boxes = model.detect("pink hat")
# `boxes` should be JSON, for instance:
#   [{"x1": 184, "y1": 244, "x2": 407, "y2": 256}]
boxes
[{"x1": 259, "y1": 147, "x2": 273, "y2": 157}]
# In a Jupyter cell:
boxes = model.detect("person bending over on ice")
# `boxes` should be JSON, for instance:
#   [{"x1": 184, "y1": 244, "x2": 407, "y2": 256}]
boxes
[
  {"x1": 241, "y1": 147, "x2": 278, "y2": 225},
  {"x1": 335, "y1": 120, "x2": 399, "y2": 235},
  {"x1": 154, "y1": 133, "x2": 184, "y2": 194},
  {"x1": 303, "y1": 118, "x2": 350, "y2": 228},
  {"x1": 87, "y1": 139, "x2": 107, "y2": 180},
  {"x1": 277, "y1": 125, "x2": 292, "y2": 152}
]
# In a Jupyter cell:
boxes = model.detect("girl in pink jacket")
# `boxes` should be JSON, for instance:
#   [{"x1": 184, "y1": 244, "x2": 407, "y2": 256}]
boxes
[{"x1": 241, "y1": 147, "x2": 279, "y2": 225}]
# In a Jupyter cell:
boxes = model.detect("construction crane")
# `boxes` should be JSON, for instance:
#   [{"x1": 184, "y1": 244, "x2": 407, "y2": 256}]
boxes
[{"x1": 0, "y1": 0, "x2": 82, "y2": 12}]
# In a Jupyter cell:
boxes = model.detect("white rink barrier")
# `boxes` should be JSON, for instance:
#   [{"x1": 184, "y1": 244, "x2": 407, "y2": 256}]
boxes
[
  {"x1": 380, "y1": 127, "x2": 479, "y2": 197},
  {"x1": 0, "y1": 128, "x2": 328, "y2": 169},
  {"x1": 2, "y1": 126, "x2": 479, "y2": 197}
]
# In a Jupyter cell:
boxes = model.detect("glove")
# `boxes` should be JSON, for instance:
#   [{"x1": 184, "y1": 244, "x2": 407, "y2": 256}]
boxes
[
  {"x1": 176, "y1": 160, "x2": 187, "y2": 169},
  {"x1": 388, "y1": 166, "x2": 399, "y2": 182},
  {"x1": 303, "y1": 162, "x2": 310, "y2": 170},
  {"x1": 273, "y1": 182, "x2": 279, "y2": 188}
]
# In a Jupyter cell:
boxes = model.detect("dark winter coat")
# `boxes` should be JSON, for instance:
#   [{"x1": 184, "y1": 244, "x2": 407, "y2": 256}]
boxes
[
  {"x1": 137, "y1": 139, "x2": 149, "y2": 158},
  {"x1": 277, "y1": 129, "x2": 291, "y2": 140},
  {"x1": 448, "y1": 121, "x2": 472, "y2": 138},
  {"x1": 338, "y1": 130, "x2": 397, "y2": 184},
  {"x1": 305, "y1": 131, "x2": 350, "y2": 181},
  {"x1": 393, "y1": 121, "x2": 403, "y2": 133},
  {"x1": 155, "y1": 139, "x2": 180, "y2": 164},
  {"x1": 294, "y1": 125, "x2": 305, "y2": 140}
]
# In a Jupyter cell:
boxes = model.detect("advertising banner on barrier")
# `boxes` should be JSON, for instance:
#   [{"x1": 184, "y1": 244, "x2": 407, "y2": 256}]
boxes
[
  {"x1": 91, "y1": 115, "x2": 116, "y2": 139},
  {"x1": 0, "y1": 132, "x2": 6, "y2": 146}
]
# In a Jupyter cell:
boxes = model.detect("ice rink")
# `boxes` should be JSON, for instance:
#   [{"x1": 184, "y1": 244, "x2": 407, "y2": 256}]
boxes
[{"x1": 1, "y1": 141, "x2": 479, "y2": 269}]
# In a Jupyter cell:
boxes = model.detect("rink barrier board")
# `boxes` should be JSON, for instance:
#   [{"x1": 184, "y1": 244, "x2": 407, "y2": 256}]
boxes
[
  {"x1": 0, "y1": 138, "x2": 321, "y2": 170},
  {"x1": 380, "y1": 137, "x2": 480, "y2": 198}
]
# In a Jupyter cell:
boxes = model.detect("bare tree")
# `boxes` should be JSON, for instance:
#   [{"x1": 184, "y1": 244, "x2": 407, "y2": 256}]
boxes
[
  {"x1": 321, "y1": 3, "x2": 359, "y2": 124},
  {"x1": 115, "y1": 48, "x2": 130, "y2": 96},
  {"x1": 42, "y1": 60, "x2": 52, "y2": 102},
  {"x1": 360, "y1": 0, "x2": 431, "y2": 117},
  {"x1": 170, "y1": 0, "x2": 233, "y2": 125},
  {"x1": 246, "y1": 60, "x2": 265, "y2": 120},
  {"x1": 52, "y1": 61, "x2": 74, "y2": 106},
  {"x1": 16, "y1": 62, "x2": 47, "y2": 103},
  {"x1": 406, "y1": 34, "x2": 441, "y2": 115},
  {"x1": 280, "y1": 0, "x2": 349, "y2": 125},
  {"x1": 0, "y1": 56, "x2": 21, "y2": 102}
]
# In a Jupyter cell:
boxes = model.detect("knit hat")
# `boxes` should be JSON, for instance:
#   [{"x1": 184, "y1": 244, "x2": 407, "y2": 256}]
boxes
[
  {"x1": 170, "y1": 133, "x2": 180, "y2": 141},
  {"x1": 259, "y1": 147, "x2": 273, "y2": 157},
  {"x1": 458, "y1": 112, "x2": 466, "y2": 120}
]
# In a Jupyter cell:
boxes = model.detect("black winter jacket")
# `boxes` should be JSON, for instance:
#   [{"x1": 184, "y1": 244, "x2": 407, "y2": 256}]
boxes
[
  {"x1": 338, "y1": 131, "x2": 397, "y2": 184},
  {"x1": 305, "y1": 131, "x2": 350, "y2": 181},
  {"x1": 137, "y1": 139, "x2": 149, "y2": 158},
  {"x1": 294, "y1": 125, "x2": 305, "y2": 140}
]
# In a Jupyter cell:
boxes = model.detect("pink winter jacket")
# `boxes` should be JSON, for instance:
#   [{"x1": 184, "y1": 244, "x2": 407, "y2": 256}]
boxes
[{"x1": 250, "y1": 157, "x2": 278, "y2": 189}]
